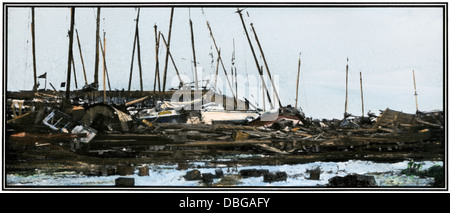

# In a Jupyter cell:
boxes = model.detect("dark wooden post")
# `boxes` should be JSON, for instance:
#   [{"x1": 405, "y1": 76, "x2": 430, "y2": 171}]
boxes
[
  {"x1": 128, "y1": 8, "x2": 140, "y2": 92},
  {"x1": 75, "y1": 29, "x2": 88, "y2": 86},
  {"x1": 160, "y1": 33, "x2": 183, "y2": 86},
  {"x1": 189, "y1": 19, "x2": 199, "y2": 90},
  {"x1": 295, "y1": 54, "x2": 301, "y2": 109},
  {"x1": 136, "y1": 9, "x2": 143, "y2": 92},
  {"x1": 214, "y1": 49, "x2": 221, "y2": 91},
  {"x1": 98, "y1": 33, "x2": 111, "y2": 92},
  {"x1": 65, "y1": 7, "x2": 75, "y2": 101},
  {"x1": 153, "y1": 25, "x2": 161, "y2": 94},
  {"x1": 103, "y1": 32, "x2": 106, "y2": 103},
  {"x1": 344, "y1": 57, "x2": 349, "y2": 117},
  {"x1": 360, "y1": 71, "x2": 364, "y2": 117},
  {"x1": 162, "y1": 7, "x2": 174, "y2": 99},
  {"x1": 31, "y1": 7, "x2": 37, "y2": 91},
  {"x1": 94, "y1": 7, "x2": 100, "y2": 89},
  {"x1": 71, "y1": 56, "x2": 78, "y2": 89}
]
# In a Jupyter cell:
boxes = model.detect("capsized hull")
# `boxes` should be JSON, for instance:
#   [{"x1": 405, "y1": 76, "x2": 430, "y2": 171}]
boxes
[{"x1": 201, "y1": 111, "x2": 259, "y2": 125}]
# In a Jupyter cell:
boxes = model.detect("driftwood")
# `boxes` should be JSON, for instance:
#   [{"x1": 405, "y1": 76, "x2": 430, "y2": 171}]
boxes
[{"x1": 125, "y1": 96, "x2": 149, "y2": 106}]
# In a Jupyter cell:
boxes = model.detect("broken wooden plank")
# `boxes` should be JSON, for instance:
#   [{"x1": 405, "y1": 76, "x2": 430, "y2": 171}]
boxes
[
  {"x1": 231, "y1": 130, "x2": 250, "y2": 140},
  {"x1": 414, "y1": 118, "x2": 441, "y2": 127},
  {"x1": 125, "y1": 96, "x2": 150, "y2": 106},
  {"x1": 253, "y1": 143, "x2": 289, "y2": 154},
  {"x1": 7, "y1": 112, "x2": 33, "y2": 124},
  {"x1": 167, "y1": 140, "x2": 271, "y2": 147}
]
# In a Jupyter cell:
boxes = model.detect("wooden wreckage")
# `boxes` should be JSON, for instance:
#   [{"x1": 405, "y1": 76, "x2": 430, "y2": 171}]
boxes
[
  {"x1": 6, "y1": 91, "x2": 445, "y2": 164},
  {"x1": 5, "y1": 7, "x2": 445, "y2": 169}
]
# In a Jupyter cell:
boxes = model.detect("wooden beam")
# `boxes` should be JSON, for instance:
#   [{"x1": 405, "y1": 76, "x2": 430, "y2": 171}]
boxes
[
  {"x1": 71, "y1": 55, "x2": 78, "y2": 89},
  {"x1": 214, "y1": 49, "x2": 221, "y2": 90},
  {"x1": 167, "y1": 140, "x2": 272, "y2": 147},
  {"x1": 98, "y1": 33, "x2": 111, "y2": 92},
  {"x1": 160, "y1": 32, "x2": 183, "y2": 86},
  {"x1": 295, "y1": 53, "x2": 301, "y2": 108},
  {"x1": 75, "y1": 29, "x2": 88, "y2": 86},
  {"x1": 128, "y1": 8, "x2": 140, "y2": 92},
  {"x1": 189, "y1": 19, "x2": 199, "y2": 90},
  {"x1": 344, "y1": 57, "x2": 349, "y2": 116},
  {"x1": 360, "y1": 71, "x2": 364, "y2": 117},
  {"x1": 153, "y1": 25, "x2": 161, "y2": 94},
  {"x1": 136, "y1": 12, "x2": 143, "y2": 92},
  {"x1": 162, "y1": 7, "x2": 174, "y2": 98},
  {"x1": 125, "y1": 96, "x2": 150, "y2": 106},
  {"x1": 103, "y1": 32, "x2": 106, "y2": 103},
  {"x1": 65, "y1": 7, "x2": 75, "y2": 101},
  {"x1": 94, "y1": 7, "x2": 100, "y2": 89},
  {"x1": 31, "y1": 7, "x2": 37, "y2": 91}
]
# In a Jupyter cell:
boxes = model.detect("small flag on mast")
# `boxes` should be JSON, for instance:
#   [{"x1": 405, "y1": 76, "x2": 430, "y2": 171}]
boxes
[{"x1": 38, "y1": 72, "x2": 47, "y2": 79}]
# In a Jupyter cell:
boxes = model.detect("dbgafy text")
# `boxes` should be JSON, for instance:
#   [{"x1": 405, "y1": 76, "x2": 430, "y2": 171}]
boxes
[{"x1": 223, "y1": 197, "x2": 270, "y2": 207}]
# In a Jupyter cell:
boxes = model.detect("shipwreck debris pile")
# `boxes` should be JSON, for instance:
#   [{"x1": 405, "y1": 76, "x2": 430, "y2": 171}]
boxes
[{"x1": 5, "y1": 91, "x2": 445, "y2": 167}]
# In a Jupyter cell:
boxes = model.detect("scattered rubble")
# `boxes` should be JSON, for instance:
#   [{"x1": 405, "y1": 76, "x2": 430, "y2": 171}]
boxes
[
  {"x1": 5, "y1": 92, "x2": 445, "y2": 188},
  {"x1": 115, "y1": 177, "x2": 135, "y2": 187},
  {"x1": 263, "y1": 171, "x2": 288, "y2": 183},
  {"x1": 184, "y1": 169, "x2": 202, "y2": 181},
  {"x1": 239, "y1": 169, "x2": 270, "y2": 178},
  {"x1": 328, "y1": 174, "x2": 377, "y2": 187}
]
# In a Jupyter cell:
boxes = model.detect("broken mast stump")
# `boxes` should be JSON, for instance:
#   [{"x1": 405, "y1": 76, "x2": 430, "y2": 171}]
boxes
[
  {"x1": 360, "y1": 71, "x2": 364, "y2": 117},
  {"x1": 413, "y1": 69, "x2": 419, "y2": 113},
  {"x1": 295, "y1": 53, "x2": 301, "y2": 109}
]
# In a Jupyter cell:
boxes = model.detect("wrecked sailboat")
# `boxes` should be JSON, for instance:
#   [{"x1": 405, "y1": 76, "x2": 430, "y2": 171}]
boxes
[{"x1": 201, "y1": 103, "x2": 259, "y2": 125}]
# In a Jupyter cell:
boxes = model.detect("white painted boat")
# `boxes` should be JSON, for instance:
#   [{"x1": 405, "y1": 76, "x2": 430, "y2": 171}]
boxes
[{"x1": 201, "y1": 104, "x2": 259, "y2": 124}]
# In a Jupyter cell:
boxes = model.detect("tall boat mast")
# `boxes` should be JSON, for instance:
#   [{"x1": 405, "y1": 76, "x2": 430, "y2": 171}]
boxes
[
  {"x1": 236, "y1": 9, "x2": 273, "y2": 109},
  {"x1": 94, "y1": 7, "x2": 100, "y2": 89},
  {"x1": 232, "y1": 39, "x2": 238, "y2": 100},
  {"x1": 214, "y1": 49, "x2": 221, "y2": 91},
  {"x1": 98, "y1": 32, "x2": 111, "y2": 92},
  {"x1": 136, "y1": 11, "x2": 143, "y2": 92},
  {"x1": 153, "y1": 25, "x2": 161, "y2": 93},
  {"x1": 128, "y1": 8, "x2": 142, "y2": 92},
  {"x1": 161, "y1": 7, "x2": 174, "y2": 99},
  {"x1": 189, "y1": 18, "x2": 199, "y2": 90},
  {"x1": 206, "y1": 21, "x2": 237, "y2": 106},
  {"x1": 103, "y1": 33, "x2": 106, "y2": 103},
  {"x1": 360, "y1": 71, "x2": 364, "y2": 117},
  {"x1": 65, "y1": 7, "x2": 75, "y2": 101},
  {"x1": 31, "y1": 7, "x2": 37, "y2": 91},
  {"x1": 295, "y1": 53, "x2": 301, "y2": 109},
  {"x1": 250, "y1": 22, "x2": 282, "y2": 108},
  {"x1": 160, "y1": 32, "x2": 184, "y2": 86},
  {"x1": 71, "y1": 56, "x2": 78, "y2": 89},
  {"x1": 75, "y1": 29, "x2": 88, "y2": 86},
  {"x1": 344, "y1": 57, "x2": 349, "y2": 117}
]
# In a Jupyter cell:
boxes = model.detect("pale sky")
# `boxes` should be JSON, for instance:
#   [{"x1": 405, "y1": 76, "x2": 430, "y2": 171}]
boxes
[{"x1": 4, "y1": 3, "x2": 445, "y2": 119}]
